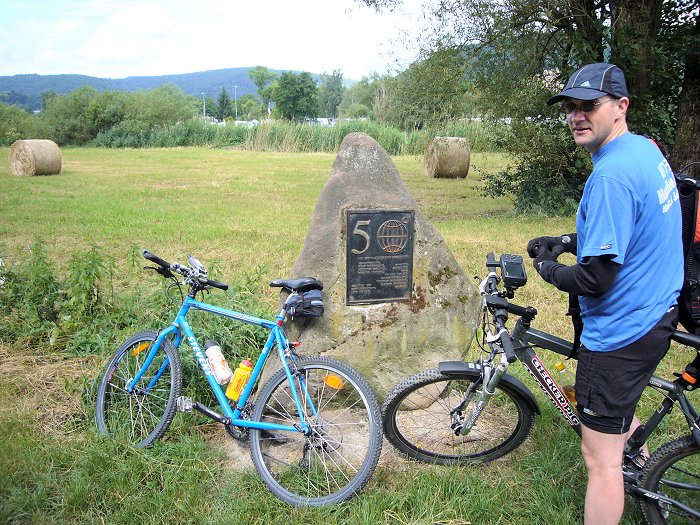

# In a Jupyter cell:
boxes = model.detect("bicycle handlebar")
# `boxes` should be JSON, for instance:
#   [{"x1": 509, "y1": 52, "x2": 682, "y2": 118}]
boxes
[
  {"x1": 480, "y1": 253, "x2": 541, "y2": 362},
  {"x1": 484, "y1": 295, "x2": 537, "y2": 320},
  {"x1": 142, "y1": 249, "x2": 229, "y2": 291},
  {"x1": 204, "y1": 279, "x2": 229, "y2": 291},
  {"x1": 142, "y1": 249, "x2": 171, "y2": 269}
]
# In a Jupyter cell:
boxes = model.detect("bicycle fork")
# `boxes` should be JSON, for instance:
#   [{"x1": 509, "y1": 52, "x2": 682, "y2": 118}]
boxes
[{"x1": 451, "y1": 352, "x2": 510, "y2": 436}]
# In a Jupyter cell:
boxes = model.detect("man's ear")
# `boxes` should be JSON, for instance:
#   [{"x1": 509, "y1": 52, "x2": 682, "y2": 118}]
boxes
[{"x1": 615, "y1": 97, "x2": 630, "y2": 118}]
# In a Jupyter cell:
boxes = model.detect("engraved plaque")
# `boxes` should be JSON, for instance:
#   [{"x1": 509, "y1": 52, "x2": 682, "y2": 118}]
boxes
[{"x1": 346, "y1": 210, "x2": 414, "y2": 304}]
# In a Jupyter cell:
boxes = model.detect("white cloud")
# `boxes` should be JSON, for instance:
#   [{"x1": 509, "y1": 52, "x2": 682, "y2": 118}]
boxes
[{"x1": 0, "y1": 0, "x2": 423, "y2": 79}]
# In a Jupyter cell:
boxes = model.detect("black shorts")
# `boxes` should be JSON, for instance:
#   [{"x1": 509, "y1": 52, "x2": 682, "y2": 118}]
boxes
[{"x1": 575, "y1": 305, "x2": 678, "y2": 434}]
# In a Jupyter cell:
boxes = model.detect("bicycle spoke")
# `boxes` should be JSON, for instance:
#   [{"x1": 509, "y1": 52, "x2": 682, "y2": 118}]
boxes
[
  {"x1": 250, "y1": 358, "x2": 381, "y2": 505},
  {"x1": 96, "y1": 332, "x2": 180, "y2": 448}
]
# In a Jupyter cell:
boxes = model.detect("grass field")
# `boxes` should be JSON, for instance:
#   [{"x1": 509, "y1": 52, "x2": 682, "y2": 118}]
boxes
[{"x1": 0, "y1": 145, "x2": 695, "y2": 524}]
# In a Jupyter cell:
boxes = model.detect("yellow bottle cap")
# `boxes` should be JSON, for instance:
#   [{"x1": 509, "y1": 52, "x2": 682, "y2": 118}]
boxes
[{"x1": 554, "y1": 362, "x2": 566, "y2": 372}]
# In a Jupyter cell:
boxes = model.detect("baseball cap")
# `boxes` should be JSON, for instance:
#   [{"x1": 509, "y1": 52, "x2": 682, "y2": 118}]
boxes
[{"x1": 546, "y1": 63, "x2": 628, "y2": 105}]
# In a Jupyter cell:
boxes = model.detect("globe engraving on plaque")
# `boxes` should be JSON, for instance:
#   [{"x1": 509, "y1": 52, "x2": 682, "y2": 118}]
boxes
[
  {"x1": 346, "y1": 210, "x2": 414, "y2": 304},
  {"x1": 377, "y1": 219, "x2": 410, "y2": 253}
]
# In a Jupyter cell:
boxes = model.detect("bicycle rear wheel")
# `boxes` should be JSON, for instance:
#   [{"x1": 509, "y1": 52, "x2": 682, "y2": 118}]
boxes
[
  {"x1": 95, "y1": 330, "x2": 182, "y2": 448},
  {"x1": 639, "y1": 435, "x2": 700, "y2": 524},
  {"x1": 249, "y1": 356, "x2": 382, "y2": 506},
  {"x1": 383, "y1": 367, "x2": 535, "y2": 464}
]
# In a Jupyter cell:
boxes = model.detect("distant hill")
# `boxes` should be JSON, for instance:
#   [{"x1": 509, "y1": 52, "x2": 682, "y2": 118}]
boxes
[{"x1": 0, "y1": 67, "x2": 290, "y2": 111}]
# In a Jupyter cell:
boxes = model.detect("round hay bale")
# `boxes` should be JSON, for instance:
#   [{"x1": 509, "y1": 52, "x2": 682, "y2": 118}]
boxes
[
  {"x1": 9, "y1": 139, "x2": 62, "y2": 177},
  {"x1": 424, "y1": 136, "x2": 470, "y2": 178}
]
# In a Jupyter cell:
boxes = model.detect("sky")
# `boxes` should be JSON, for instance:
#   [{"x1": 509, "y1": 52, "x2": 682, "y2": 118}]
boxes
[{"x1": 0, "y1": 0, "x2": 425, "y2": 80}]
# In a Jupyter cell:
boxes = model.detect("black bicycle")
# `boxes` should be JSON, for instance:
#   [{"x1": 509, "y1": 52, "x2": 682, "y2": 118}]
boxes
[{"x1": 382, "y1": 252, "x2": 700, "y2": 525}]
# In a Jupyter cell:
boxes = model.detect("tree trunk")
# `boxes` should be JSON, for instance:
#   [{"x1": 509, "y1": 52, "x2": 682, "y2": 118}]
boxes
[
  {"x1": 567, "y1": 0, "x2": 606, "y2": 62},
  {"x1": 671, "y1": 13, "x2": 700, "y2": 177},
  {"x1": 610, "y1": 0, "x2": 663, "y2": 109}
]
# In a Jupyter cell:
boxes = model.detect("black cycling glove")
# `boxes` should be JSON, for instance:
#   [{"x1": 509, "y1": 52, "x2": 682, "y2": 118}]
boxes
[
  {"x1": 533, "y1": 245, "x2": 565, "y2": 278},
  {"x1": 526, "y1": 233, "x2": 577, "y2": 259}
]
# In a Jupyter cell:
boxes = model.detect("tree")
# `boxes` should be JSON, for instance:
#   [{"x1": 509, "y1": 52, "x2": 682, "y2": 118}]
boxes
[
  {"x1": 130, "y1": 84, "x2": 197, "y2": 129},
  {"x1": 670, "y1": 9, "x2": 700, "y2": 175},
  {"x1": 384, "y1": 48, "x2": 475, "y2": 130},
  {"x1": 270, "y1": 72, "x2": 319, "y2": 121},
  {"x1": 202, "y1": 95, "x2": 216, "y2": 118},
  {"x1": 317, "y1": 70, "x2": 345, "y2": 118},
  {"x1": 41, "y1": 86, "x2": 102, "y2": 144},
  {"x1": 0, "y1": 102, "x2": 48, "y2": 146},
  {"x1": 358, "y1": 0, "x2": 699, "y2": 214},
  {"x1": 40, "y1": 91, "x2": 57, "y2": 111},
  {"x1": 236, "y1": 94, "x2": 263, "y2": 120},
  {"x1": 249, "y1": 65, "x2": 278, "y2": 115},
  {"x1": 216, "y1": 87, "x2": 232, "y2": 121},
  {"x1": 39, "y1": 84, "x2": 197, "y2": 145},
  {"x1": 339, "y1": 76, "x2": 375, "y2": 118}
]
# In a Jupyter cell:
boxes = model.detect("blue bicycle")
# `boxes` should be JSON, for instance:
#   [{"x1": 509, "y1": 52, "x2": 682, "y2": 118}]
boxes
[{"x1": 95, "y1": 250, "x2": 382, "y2": 506}]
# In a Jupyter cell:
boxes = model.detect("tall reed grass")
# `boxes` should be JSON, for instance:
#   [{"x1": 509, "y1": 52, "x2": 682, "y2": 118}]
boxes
[{"x1": 94, "y1": 118, "x2": 508, "y2": 154}]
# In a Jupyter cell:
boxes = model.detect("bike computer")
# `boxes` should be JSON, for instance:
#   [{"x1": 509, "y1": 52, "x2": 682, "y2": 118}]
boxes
[{"x1": 499, "y1": 253, "x2": 527, "y2": 289}]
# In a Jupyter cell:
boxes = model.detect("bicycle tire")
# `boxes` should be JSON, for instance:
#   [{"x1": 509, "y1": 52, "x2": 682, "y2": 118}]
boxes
[
  {"x1": 95, "y1": 330, "x2": 182, "y2": 448},
  {"x1": 382, "y1": 367, "x2": 535, "y2": 464},
  {"x1": 639, "y1": 434, "x2": 700, "y2": 525},
  {"x1": 249, "y1": 356, "x2": 382, "y2": 506}
]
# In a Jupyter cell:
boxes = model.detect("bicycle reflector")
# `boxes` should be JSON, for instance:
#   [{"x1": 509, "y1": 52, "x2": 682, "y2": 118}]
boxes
[
  {"x1": 130, "y1": 342, "x2": 150, "y2": 356},
  {"x1": 323, "y1": 374, "x2": 345, "y2": 390}
]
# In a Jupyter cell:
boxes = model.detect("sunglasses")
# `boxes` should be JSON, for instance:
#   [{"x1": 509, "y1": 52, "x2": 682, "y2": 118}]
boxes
[{"x1": 560, "y1": 98, "x2": 613, "y2": 115}]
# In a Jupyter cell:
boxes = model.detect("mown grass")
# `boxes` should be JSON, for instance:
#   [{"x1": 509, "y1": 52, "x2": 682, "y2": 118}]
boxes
[{"x1": 0, "y1": 146, "x2": 695, "y2": 524}]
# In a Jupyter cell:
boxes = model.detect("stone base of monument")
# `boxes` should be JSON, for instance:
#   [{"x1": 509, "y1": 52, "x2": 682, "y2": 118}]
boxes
[{"x1": 281, "y1": 132, "x2": 482, "y2": 400}]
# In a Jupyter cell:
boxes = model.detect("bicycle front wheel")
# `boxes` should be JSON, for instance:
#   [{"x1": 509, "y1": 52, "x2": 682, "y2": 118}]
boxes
[
  {"x1": 95, "y1": 330, "x2": 182, "y2": 448},
  {"x1": 639, "y1": 435, "x2": 700, "y2": 524},
  {"x1": 249, "y1": 356, "x2": 382, "y2": 506},
  {"x1": 383, "y1": 367, "x2": 535, "y2": 464}
]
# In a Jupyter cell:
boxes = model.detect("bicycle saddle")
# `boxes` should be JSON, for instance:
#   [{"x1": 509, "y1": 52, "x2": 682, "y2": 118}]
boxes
[{"x1": 269, "y1": 277, "x2": 323, "y2": 293}]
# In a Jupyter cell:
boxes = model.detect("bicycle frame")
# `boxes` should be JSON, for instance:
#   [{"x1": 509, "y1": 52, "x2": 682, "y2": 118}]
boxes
[
  {"x1": 486, "y1": 306, "x2": 700, "y2": 446},
  {"x1": 448, "y1": 253, "x2": 700, "y2": 520},
  {"x1": 126, "y1": 294, "x2": 315, "y2": 434}
]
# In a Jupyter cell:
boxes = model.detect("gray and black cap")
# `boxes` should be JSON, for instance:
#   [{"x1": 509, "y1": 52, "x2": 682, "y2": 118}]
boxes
[{"x1": 547, "y1": 63, "x2": 628, "y2": 105}]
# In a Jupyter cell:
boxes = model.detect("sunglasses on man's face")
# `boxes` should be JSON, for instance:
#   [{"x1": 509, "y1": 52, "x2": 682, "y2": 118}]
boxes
[{"x1": 560, "y1": 98, "x2": 612, "y2": 115}]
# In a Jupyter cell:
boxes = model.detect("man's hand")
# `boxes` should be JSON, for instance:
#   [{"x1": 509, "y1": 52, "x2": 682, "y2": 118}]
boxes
[
  {"x1": 527, "y1": 234, "x2": 577, "y2": 259},
  {"x1": 533, "y1": 244, "x2": 565, "y2": 276}
]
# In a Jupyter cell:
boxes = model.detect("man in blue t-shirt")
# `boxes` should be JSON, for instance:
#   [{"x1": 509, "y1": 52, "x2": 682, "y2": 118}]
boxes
[{"x1": 527, "y1": 63, "x2": 683, "y2": 525}]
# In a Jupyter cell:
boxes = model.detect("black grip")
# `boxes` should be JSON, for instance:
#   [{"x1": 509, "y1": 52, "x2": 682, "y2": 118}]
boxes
[
  {"x1": 142, "y1": 249, "x2": 171, "y2": 269},
  {"x1": 499, "y1": 329, "x2": 518, "y2": 363},
  {"x1": 507, "y1": 303, "x2": 537, "y2": 319},
  {"x1": 486, "y1": 252, "x2": 498, "y2": 268},
  {"x1": 205, "y1": 279, "x2": 228, "y2": 291},
  {"x1": 485, "y1": 295, "x2": 537, "y2": 320}
]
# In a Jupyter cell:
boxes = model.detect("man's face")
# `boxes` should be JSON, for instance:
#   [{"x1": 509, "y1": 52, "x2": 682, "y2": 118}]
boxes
[{"x1": 563, "y1": 96, "x2": 629, "y2": 153}]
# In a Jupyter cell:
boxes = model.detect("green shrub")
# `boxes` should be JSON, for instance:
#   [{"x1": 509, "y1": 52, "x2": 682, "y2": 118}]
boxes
[
  {"x1": 0, "y1": 243, "x2": 270, "y2": 360},
  {"x1": 0, "y1": 102, "x2": 51, "y2": 146},
  {"x1": 481, "y1": 119, "x2": 591, "y2": 216}
]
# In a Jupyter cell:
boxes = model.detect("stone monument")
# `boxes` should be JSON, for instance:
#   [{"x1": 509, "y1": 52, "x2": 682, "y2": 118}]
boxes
[{"x1": 285, "y1": 132, "x2": 482, "y2": 398}]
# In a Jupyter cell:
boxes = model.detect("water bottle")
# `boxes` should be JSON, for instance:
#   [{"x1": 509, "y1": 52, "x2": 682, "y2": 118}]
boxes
[
  {"x1": 205, "y1": 340, "x2": 233, "y2": 385},
  {"x1": 226, "y1": 359, "x2": 254, "y2": 401},
  {"x1": 554, "y1": 361, "x2": 576, "y2": 404}
]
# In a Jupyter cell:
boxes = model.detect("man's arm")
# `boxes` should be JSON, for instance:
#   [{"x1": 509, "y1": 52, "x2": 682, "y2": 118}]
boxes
[{"x1": 535, "y1": 255, "x2": 619, "y2": 296}]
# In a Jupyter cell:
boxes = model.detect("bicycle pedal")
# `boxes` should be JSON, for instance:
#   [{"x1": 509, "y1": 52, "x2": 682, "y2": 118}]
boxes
[{"x1": 177, "y1": 396, "x2": 193, "y2": 412}]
